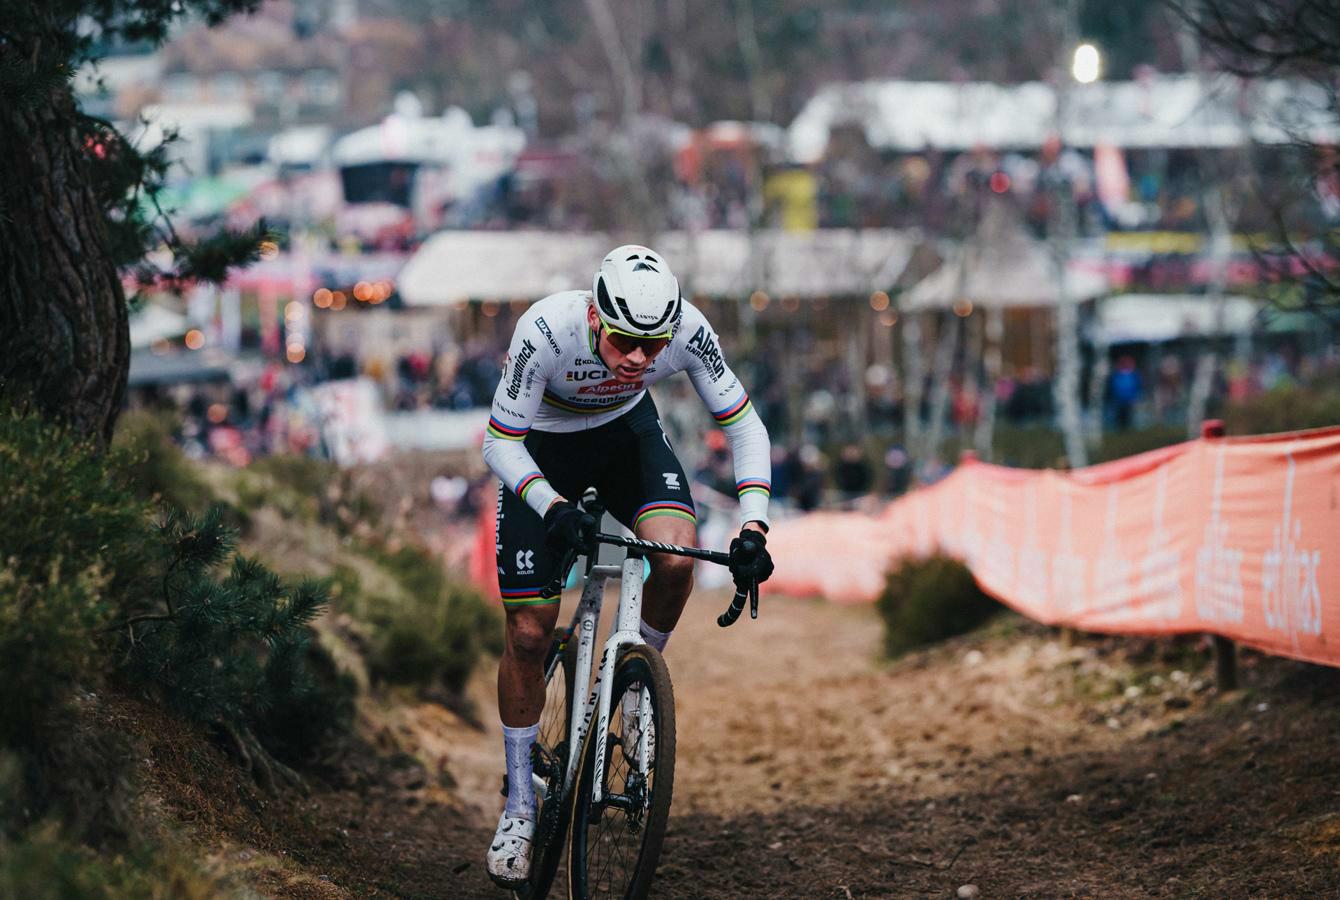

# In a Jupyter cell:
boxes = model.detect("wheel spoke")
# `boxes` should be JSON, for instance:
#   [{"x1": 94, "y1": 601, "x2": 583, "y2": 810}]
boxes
[{"x1": 572, "y1": 651, "x2": 671, "y2": 900}]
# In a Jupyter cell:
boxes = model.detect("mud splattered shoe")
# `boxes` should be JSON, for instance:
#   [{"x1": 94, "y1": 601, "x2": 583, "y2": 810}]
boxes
[
  {"x1": 620, "y1": 683, "x2": 656, "y2": 769},
  {"x1": 486, "y1": 811, "x2": 535, "y2": 888}
]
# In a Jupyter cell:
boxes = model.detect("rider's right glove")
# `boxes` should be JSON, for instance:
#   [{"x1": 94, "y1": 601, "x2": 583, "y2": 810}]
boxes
[
  {"x1": 728, "y1": 527, "x2": 774, "y2": 587},
  {"x1": 543, "y1": 500, "x2": 598, "y2": 556}
]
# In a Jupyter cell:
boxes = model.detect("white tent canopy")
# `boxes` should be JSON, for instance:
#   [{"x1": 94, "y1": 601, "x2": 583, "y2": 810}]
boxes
[
  {"x1": 902, "y1": 246, "x2": 1109, "y2": 310},
  {"x1": 128, "y1": 303, "x2": 188, "y2": 349},
  {"x1": 1091, "y1": 294, "x2": 1261, "y2": 344},
  {"x1": 397, "y1": 229, "x2": 918, "y2": 305},
  {"x1": 788, "y1": 75, "x2": 1339, "y2": 162},
  {"x1": 902, "y1": 202, "x2": 1109, "y2": 310}
]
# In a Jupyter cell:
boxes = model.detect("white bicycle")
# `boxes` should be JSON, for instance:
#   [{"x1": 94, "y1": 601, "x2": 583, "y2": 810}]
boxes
[{"x1": 512, "y1": 489, "x2": 760, "y2": 900}]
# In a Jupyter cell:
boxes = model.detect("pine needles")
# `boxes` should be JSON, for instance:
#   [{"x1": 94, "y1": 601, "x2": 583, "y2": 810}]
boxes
[{"x1": 115, "y1": 506, "x2": 351, "y2": 776}]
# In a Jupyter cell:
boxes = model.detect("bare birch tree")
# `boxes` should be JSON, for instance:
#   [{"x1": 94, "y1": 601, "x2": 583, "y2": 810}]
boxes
[
  {"x1": 1048, "y1": 0, "x2": 1090, "y2": 468},
  {"x1": 1185, "y1": 183, "x2": 1241, "y2": 434}
]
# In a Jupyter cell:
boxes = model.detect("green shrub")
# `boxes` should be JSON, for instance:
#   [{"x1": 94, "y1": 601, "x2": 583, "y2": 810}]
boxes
[
  {"x1": 0, "y1": 568, "x2": 111, "y2": 748},
  {"x1": 0, "y1": 823, "x2": 226, "y2": 900},
  {"x1": 19, "y1": 709, "x2": 138, "y2": 846},
  {"x1": 111, "y1": 410, "x2": 215, "y2": 514},
  {"x1": 0, "y1": 407, "x2": 149, "y2": 592},
  {"x1": 1224, "y1": 378, "x2": 1340, "y2": 435},
  {"x1": 1094, "y1": 424, "x2": 1187, "y2": 462},
  {"x1": 0, "y1": 409, "x2": 149, "y2": 743},
  {"x1": 2, "y1": 405, "x2": 352, "y2": 763},
  {"x1": 251, "y1": 638, "x2": 357, "y2": 766},
  {"x1": 121, "y1": 507, "x2": 353, "y2": 758},
  {"x1": 351, "y1": 543, "x2": 502, "y2": 692},
  {"x1": 245, "y1": 454, "x2": 378, "y2": 534},
  {"x1": 247, "y1": 453, "x2": 336, "y2": 502},
  {"x1": 876, "y1": 554, "x2": 1002, "y2": 657}
]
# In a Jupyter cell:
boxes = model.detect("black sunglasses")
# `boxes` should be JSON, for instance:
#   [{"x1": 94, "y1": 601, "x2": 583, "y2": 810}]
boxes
[{"x1": 602, "y1": 325, "x2": 670, "y2": 356}]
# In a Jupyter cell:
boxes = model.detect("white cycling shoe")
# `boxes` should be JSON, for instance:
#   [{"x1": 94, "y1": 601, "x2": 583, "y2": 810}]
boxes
[
  {"x1": 620, "y1": 685, "x2": 656, "y2": 770},
  {"x1": 486, "y1": 811, "x2": 535, "y2": 888}
]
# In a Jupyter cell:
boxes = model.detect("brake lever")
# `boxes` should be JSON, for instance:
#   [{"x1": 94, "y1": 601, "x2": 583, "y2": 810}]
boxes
[{"x1": 542, "y1": 546, "x2": 579, "y2": 598}]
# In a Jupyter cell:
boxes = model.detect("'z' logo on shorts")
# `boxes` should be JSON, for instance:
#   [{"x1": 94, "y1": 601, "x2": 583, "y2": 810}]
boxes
[
  {"x1": 516, "y1": 550, "x2": 535, "y2": 573},
  {"x1": 663, "y1": 473, "x2": 681, "y2": 490}
]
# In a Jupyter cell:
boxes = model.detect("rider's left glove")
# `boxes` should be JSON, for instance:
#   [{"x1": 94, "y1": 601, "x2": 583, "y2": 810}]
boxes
[{"x1": 728, "y1": 527, "x2": 773, "y2": 587}]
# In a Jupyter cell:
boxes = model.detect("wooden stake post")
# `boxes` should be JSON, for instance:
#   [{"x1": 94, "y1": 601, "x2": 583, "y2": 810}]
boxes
[{"x1": 1201, "y1": 419, "x2": 1237, "y2": 691}]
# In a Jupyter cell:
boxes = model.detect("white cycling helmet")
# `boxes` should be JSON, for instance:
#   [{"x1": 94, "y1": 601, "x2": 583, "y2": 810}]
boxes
[{"x1": 592, "y1": 244, "x2": 681, "y2": 339}]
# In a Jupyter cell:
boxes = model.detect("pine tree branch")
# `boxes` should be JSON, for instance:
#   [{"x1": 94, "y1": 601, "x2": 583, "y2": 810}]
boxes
[{"x1": 102, "y1": 612, "x2": 174, "y2": 632}]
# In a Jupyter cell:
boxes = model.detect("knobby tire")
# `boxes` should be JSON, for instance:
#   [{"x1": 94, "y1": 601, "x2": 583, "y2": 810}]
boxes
[{"x1": 567, "y1": 645, "x2": 676, "y2": 900}]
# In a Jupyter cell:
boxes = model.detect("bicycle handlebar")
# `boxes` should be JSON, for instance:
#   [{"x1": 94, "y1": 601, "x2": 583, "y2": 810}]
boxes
[
  {"x1": 715, "y1": 580, "x2": 757, "y2": 627},
  {"x1": 540, "y1": 529, "x2": 761, "y2": 628}
]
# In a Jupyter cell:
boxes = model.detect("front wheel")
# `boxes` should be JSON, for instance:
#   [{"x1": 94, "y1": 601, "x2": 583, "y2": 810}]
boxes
[{"x1": 567, "y1": 645, "x2": 676, "y2": 900}]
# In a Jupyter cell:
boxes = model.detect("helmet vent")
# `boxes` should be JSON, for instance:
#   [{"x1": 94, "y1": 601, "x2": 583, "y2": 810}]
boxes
[
  {"x1": 633, "y1": 261, "x2": 659, "y2": 272},
  {"x1": 596, "y1": 278, "x2": 618, "y2": 319}
]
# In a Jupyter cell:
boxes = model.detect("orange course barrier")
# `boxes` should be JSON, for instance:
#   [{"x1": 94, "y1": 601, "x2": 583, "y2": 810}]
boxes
[{"x1": 764, "y1": 425, "x2": 1340, "y2": 669}]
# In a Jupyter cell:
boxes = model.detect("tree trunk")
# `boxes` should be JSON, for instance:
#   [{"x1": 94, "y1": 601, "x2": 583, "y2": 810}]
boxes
[
  {"x1": 1186, "y1": 185, "x2": 1236, "y2": 437},
  {"x1": 0, "y1": 81, "x2": 129, "y2": 445},
  {"x1": 974, "y1": 306, "x2": 1004, "y2": 459},
  {"x1": 923, "y1": 311, "x2": 961, "y2": 466},
  {"x1": 900, "y1": 312, "x2": 927, "y2": 472},
  {"x1": 1049, "y1": 0, "x2": 1089, "y2": 469}
]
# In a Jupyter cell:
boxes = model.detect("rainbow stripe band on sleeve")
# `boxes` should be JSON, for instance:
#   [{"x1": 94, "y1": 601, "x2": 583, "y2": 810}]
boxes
[
  {"x1": 500, "y1": 586, "x2": 560, "y2": 607},
  {"x1": 712, "y1": 395, "x2": 753, "y2": 427},
  {"x1": 736, "y1": 478, "x2": 772, "y2": 499},
  {"x1": 514, "y1": 471, "x2": 548, "y2": 502},
  {"x1": 633, "y1": 500, "x2": 697, "y2": 528},
  {"x1": 487, "y1": 416, "x2": 529, "y2": 441}
]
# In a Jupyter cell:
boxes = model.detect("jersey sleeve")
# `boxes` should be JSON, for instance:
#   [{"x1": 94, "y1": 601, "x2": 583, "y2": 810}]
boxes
[
  {"x1": 679, "y1": 310, "x2": 772, "y2": 528},
  {"x1": 481, "y1": 314, "x2": 562, "y2": 517}
]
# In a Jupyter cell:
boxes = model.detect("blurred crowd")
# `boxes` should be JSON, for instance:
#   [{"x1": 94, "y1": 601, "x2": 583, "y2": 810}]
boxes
[
  {"x1": 131, "y1": 317, "x2": 1336, "y2": 523},
  {"x1": 481, "y1": 136, "x2": 1327, "y2": 242}
]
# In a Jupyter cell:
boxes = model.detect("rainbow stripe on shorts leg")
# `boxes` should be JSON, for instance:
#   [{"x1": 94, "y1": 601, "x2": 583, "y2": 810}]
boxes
[
  {"x1": 514, "y1": 471, "x2": 548, "y2": 502},
  {"x1": 500, "y1": 586, "x2": 560, "y2": 607},
  {"x1": 736, "y1": 477, "x2": 772, "y2": 500},
  {"x1": 487, "y1": 415, "x2": 528, "y2": 441},
  {"x1": 712, "y1": 394, "x2": 753, "y2": 427},
  {"x1": 633, "y1": 499, "x2": 697, "y2": 528}
]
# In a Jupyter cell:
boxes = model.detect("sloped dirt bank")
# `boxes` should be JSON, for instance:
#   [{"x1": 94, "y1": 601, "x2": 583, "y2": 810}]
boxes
[{"x1": 163, "y1": 589, "x2": 1340, "y2": 898}]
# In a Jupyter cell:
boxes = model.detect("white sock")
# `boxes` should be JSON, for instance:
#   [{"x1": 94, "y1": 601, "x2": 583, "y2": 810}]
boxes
[
  {"x1": 502, "y1": 722, "x2": 539, "y2": 819},
  {"x1": 639, "y1": 620, "x2": 672, "y2": 654}
]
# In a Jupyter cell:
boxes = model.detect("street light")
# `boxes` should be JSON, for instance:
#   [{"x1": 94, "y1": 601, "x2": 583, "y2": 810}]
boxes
[{"x1": 1072, "y1": 43, "x2": 1101, "y2": 84}]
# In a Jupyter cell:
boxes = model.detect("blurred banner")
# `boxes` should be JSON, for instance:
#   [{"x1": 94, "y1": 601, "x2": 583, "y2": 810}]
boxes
[
  {"x1": 765, "y1": 426, "x2": 1340, "y2": 669},
  {"x1": 308, "y1": 377, "x2": 390, "y2": 466}
]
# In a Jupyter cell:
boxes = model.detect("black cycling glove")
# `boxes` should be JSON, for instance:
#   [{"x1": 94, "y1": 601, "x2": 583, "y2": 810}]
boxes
[
  {"x1": 544, "y1": 501, "x2": 597, "y2": 556},
  {"x1": 728, "y1": 527, "x2": 774, "y2": 587}
]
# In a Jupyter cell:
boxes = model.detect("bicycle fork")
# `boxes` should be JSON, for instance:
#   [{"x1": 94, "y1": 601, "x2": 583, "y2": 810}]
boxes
[{"x1": 590, "y1": 552, "x2": 648, "y2": 805}]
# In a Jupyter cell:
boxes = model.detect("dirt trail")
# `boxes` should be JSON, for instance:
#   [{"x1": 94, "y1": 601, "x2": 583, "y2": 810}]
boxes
[{"x1": 254, "y1": 588, "x2": 1340, "y2": 898}]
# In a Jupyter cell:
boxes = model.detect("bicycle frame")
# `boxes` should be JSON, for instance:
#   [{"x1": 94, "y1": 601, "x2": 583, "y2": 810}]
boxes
[
  {"x1": 534, "y1": 526, "x2": 749, "y2": 816},
  {"x1": 538, "y1": 551, "x2": 651, "y2": 810}
]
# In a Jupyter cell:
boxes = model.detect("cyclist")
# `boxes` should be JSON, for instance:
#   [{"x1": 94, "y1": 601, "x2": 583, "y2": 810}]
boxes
[{"x1": 482, "y1": 244, "x2": 775, "y2": 887}]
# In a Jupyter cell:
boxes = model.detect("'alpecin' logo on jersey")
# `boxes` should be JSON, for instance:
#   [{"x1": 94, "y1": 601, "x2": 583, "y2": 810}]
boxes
[
  {"x1": 577, "y1": 379, "x2": 643, "y2": 395},
  {"x1": 687, "y1": 326, "x2": 726, "y2": 379},
  {"x1": 506, "y1": 339, "x2": 537, "y2": 400}
]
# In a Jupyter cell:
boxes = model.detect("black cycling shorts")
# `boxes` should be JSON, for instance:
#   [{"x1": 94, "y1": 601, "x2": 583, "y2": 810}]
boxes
[{"x1": 495, "y1": 394, "x2": 694, "y2": 608}]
